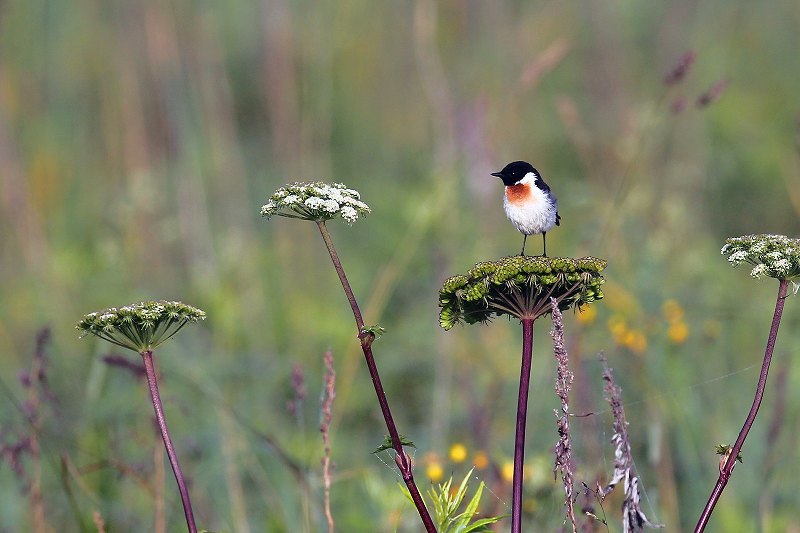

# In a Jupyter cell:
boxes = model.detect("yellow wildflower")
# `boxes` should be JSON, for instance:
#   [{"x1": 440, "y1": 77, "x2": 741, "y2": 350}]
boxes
[
  {"x1": 622, "y1": 329, "x2": 647, "y2": 354},
  {"x1": 608, "y1": 314, "x2": 628, "y2": 344},
  {"x1": 576, "y1": 305, "x2": 597, "y2": 325},
  {"x1": 501, "y1": 460, "x2": 514, "y2": 483},
  {"x1": 426, "y1": 462, "x2": 444, "y2": 483},
  {"x1": 667, "y1": 320, "x2": 689, "y2": 344},
  {"x1": 473, "y1": 450, "x2": 489, "y2": 470},
  {"x1": 449, "y1": 443, "x2": 468, "y2": 463}
]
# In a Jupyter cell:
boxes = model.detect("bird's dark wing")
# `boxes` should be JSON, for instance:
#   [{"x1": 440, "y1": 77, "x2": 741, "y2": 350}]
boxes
[
  {"x1": 556, "y1": 211, "x2": 561, "y2": 226},
  {"x1": 537, "y1": 179, "x2": 551, "y2": 193}
]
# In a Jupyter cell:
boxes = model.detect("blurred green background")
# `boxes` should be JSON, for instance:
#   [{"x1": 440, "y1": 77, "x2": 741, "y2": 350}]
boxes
[{"x1": 1, "y1": 0, "x2": 799, "y2": 531}]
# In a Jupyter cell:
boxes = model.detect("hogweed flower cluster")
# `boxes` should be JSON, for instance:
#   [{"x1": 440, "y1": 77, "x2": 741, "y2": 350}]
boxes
[
  {"x1": 77, "y1": 300, "x2": 205, "y2": 532},
  {"x1": 721, "y1": 234, "x2": 800, "y2": 281},
  {"x1": 695, "y1": 234, "x2": 796, "y2": 532},
  {"x1": 77, "y1": 301, "x2": 206, "y2": 352},
  {"x1": 261, "y1": 180, "x2": 436, "y2": 532},
  {"x1": 260, "y1": 181, "x2": 370, "y2": 224},
  {"x1": 438, "y1": 256, "x2": 606, "y2": 329}
]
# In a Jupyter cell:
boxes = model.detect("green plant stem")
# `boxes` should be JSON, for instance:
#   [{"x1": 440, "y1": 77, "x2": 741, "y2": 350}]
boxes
[
  {"x1": 316, "y1": 221, "x2": 436, "y2": 532},
  {"x1": 512, "y1": 318, "x2": 535, "y2": 533},
  {"x1": 141, "y1": 350, "x2": 197, "y2": 533},
  {"x1": 694, "y1": 278, "x2": 789, "y2": 532}
]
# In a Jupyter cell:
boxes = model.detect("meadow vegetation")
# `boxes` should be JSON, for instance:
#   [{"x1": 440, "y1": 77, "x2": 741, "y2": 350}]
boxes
[{"x1": 1, "y1": 1, "x2": 799, "y2": 531}]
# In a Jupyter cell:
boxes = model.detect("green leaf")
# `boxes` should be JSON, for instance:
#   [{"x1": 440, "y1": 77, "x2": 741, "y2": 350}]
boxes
[
  {"x1": 397, "y1": 482, "x2": 415, "y2": 506},
  {"x1": 457, "y1": 479, "x2": 483, "y2": 526},
  {"x1": 462, "y1": 515, "x2": 505, "y2": 532},
  {"x1": 417, "y1": 467, "x2": 506, "y2": 533},
  {"x1": 361, "y1": 324, "x2": 386, "y2": 338},
  {"x1": 448, "y1": 467, "x2": 472, "y2": 518},
  {"x1": 372, "y1": 434, "x2": 416, "y2": 453}
]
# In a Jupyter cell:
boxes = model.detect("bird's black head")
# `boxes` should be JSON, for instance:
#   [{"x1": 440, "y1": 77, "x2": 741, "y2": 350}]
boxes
[{"x1": 491, "y1": 160, "x2": 540, "y2": 186}]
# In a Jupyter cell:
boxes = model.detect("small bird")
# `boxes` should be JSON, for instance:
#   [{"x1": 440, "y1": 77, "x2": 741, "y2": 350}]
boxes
[{"x1": 491, "y1": 160, "x2": 560, "y2": 256}]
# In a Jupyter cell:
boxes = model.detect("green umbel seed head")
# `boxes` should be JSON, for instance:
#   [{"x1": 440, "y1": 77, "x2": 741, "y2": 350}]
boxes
[
  {"x1": 438, "y1": 256, "x2": 606, "y2": 330},
  {"x1": 77, "y1": 301, "x2": 206, "y2": 352}
]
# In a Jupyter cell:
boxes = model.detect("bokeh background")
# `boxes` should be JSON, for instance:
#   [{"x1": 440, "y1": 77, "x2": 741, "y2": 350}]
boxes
[{"x1": 1, "y1": 0, "x2": 800, "y2": 531}]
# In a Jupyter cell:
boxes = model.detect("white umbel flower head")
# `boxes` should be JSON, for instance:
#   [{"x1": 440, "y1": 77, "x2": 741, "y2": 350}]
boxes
[
  {"x1": 721, "y1": 234, "x2": 800, "y2": 280},
  {"x1": 261, "y1": 181, "x2": 370, "y2": 224}
]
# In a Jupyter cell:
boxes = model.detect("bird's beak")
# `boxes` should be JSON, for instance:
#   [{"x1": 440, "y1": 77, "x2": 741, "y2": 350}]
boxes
[{"x1": 490, "y1": 172, "x2": 503, "y2": 178}]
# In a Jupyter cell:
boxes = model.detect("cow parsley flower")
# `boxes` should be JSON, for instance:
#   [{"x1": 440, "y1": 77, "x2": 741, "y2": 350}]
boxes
[
  {"x1": 750, "y1": 264, "x2": 767, "y2": 279},
  {"x1": 305, "y1": 197, "x2": 324, "y2": 210},
  {"x1": 341, "y1": 206, "x2": 358, "y2": 223},
  {"x1": 261, "y1": 181, "x2": 370, "y2": 224},
  {"x1": 721, "y1": 234, "x2": 800, "y2": 280},
  {"x1": 322, "y1": 199, "x2": 339, "y2": 213},
  {"x1": 727, "y1": 250, "x2": 748, "y2": 263},
  {"x1": 283, "y1": 194, "x2": 300, "y2": 205}
]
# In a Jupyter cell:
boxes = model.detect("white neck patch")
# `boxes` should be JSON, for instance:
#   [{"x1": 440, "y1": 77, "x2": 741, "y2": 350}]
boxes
[{"x1": 517, "y1": 172, "x2": 538, "y2": 186}]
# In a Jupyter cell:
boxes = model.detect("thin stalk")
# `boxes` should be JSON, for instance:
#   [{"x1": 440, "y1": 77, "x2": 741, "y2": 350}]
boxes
[
  {"x1": 321, "y1": 350, "x2": 336, "y2": 533},
  {"x1": 694, "y1": 278, "x2": 790, "y2": 532},
  {"x1": 512, "y1": 318, "x2": 535, "y2": 533},
  {"x1": 141, "y1": 350, "x2": 197, "y2": 533},
  {"x1": 316, "y1": 221, "x2": 437, "y2": 533},
  {"x1": 317, "y1": 220, "x2": 364, "y2": 328}
]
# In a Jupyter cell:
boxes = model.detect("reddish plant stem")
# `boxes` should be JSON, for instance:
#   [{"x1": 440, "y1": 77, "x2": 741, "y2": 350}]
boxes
[
  {"x1": 141, "y1": 350, "x2": 197, "y2": 533},
  {"x1": 512, "y1": 318, "x2": 535, "y2": 533},
  {"x1": 694, "y1": 278, "x2": 789, "y2": 532},
  {"x1": 316, "y1": 221, "x2": 436, "y2": 533},
  {"x1": 317, "y1": 221, "x2": 365, "y2": 328}
]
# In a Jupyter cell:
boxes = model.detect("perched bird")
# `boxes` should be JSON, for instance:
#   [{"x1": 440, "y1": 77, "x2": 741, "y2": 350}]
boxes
[{"x1": 491, "y1": 160, "x2": 560, "y2": 256}]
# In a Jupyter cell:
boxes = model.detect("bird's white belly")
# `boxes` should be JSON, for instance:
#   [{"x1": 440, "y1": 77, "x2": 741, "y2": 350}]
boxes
[{"x1": 503, "y1": 193, "x2": 558, "y2": 236}]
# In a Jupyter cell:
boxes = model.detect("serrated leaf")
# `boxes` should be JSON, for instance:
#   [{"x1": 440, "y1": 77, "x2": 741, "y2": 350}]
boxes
[
  {"x1": 372, "y1": 434, "x2": 416, "y2": 454},
  {"x1": 361, "y1": 324, "x2": 386, "y2": 337},
  {"x1": 419, "y1": 467, "x2": 507, "y2": 533},
  {"x1": 462, "y1": 515, "x2": 505, "y2": 532}
]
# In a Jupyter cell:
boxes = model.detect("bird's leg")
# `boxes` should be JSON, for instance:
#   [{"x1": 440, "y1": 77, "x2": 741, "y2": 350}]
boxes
[
  {"x1": 519, "y1": 234, "x2": 527, "y2": 256},
  {"x1": 542, "y1": 232, "x2": 547, "y2": 257}
]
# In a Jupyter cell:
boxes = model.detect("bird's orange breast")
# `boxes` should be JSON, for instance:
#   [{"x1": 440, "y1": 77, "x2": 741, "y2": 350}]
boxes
[{"x1": 505, "y1": 183, "x2": 535, "y2": 205}]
